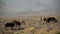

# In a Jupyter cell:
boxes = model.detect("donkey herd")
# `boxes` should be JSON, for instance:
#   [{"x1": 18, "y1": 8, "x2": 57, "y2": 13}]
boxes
[{"x1": 5, "y1": 17, "x2": 58, "y2": 30}]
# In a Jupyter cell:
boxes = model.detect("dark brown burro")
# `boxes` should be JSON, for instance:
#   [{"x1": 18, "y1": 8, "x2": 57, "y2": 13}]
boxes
[
  {"x1": 5, "y1": 20, "x2": 21, "y2": 30},
  {"x1": 5, "y1": 20, "x2": 25, "y2": 30},
  {"x1": 5, "y1": 22, "x2": 15, "y2": 30},
  {"x1": 46, "y1": 17, "x2": 57, "y2": 23}
]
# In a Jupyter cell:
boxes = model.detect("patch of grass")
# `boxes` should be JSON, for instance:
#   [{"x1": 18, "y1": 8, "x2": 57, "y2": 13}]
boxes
[
  {"x1": 14, "y1": 30, "x2": 29, "y2": 34},
  {"x1": 49, "y1": 30, "x2": 60, "y2": 34},
  {"x1": 55, "y1": 32, "x2": 60, "y2": 34}
]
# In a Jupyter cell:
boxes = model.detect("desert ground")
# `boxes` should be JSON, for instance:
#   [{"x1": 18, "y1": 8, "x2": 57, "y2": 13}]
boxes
[{"x1": 0, "y1": 15, "x2": 60, "y2": 34}]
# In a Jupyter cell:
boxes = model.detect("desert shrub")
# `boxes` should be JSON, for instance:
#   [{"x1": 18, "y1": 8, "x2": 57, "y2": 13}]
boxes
[
  {"x1": 2, "y1": 31, "x2": 14, "y2": 34},
  {"x1": 55, "y1": 31, "x2": 60, "y2": 34},
  {"x1": 14, "y1": 30, "x2": 29, "y2": 34},
  {"x1": 34, "y1": 28, "x2": 48, "y2": 34},
  {"x1": 24, "y1": 27, "x2": 36, "y2": 34},
  {"x1": 49, "y1": 30, "x2": 60, "y2": 34}
]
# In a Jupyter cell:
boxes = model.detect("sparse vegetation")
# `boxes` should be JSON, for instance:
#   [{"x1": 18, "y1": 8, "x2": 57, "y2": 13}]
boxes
[
  {"x1": 0, "y1": 16, "x2": 60, "y2": 34},
  {"x1": 55, "y1": 32, "x2": 60, "y2": 34}
]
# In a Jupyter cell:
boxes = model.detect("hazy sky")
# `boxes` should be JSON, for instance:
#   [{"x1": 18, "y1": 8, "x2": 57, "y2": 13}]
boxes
[{"x1": 0, "y1": 0, "x2": 60, "y2": 16}]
